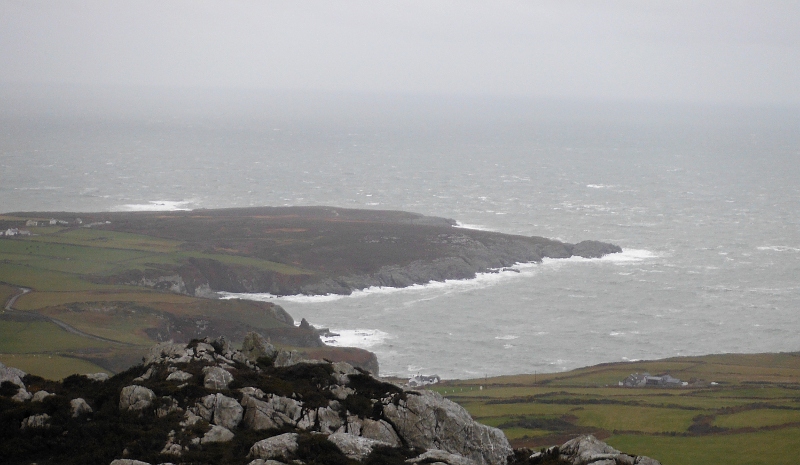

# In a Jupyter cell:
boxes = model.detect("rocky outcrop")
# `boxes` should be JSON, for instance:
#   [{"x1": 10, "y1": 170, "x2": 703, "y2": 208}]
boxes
[
  {"x1": 0, "y1": 339, "x2": 659, "y2": 465},
  {"x1": 241, "y1": 331, "x2": 278, "y2": 361},
  {"x1": 1, "y1": 361, "x2": 31, "y2": 402},
  {"x1": 571, "y1": 240, "x2": 623, "y2": 259},
  {"x1": 383, "y1": 389, "x2": 512, "y2": 465},
  {"x1": 559, "y1": 435, "x2": 661, "y2": 465}
]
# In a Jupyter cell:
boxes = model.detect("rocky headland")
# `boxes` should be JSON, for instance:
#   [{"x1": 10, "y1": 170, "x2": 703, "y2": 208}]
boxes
[
  {"x1": 7, "y1": 206, "x2": 621, "y2": 297},
  {"x1": 0, "y1": 335, "x2": 660, "y2": 465}
]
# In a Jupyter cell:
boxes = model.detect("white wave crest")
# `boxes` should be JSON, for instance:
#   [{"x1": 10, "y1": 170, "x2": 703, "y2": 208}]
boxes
[
  {"x1": 757, "y1": 246, "x2": 800, "y2": 253},
  {"x1": 112, "y1": 200, "x2": 194, "y2": 212},
  {"x1": 453, "y1": 222, "x2": 496, "y2": 231},
  {"x1": 321, "y1": 328, "x2": 391, "y2": 349}
]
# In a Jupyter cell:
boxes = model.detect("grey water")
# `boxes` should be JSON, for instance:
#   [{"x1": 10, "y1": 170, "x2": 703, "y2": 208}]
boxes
[{"x1": 2, "y1": 90, "x2": 799, "y2": 379}]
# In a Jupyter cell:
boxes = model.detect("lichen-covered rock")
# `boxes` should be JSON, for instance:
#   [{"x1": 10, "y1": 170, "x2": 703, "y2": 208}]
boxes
[
  {"x1": 248, "y1": 433, "x2": 299, "y2": 461},
  {"x1": 119, "y1": 385, "x2": 156, "y2": 411},
  {"x1": 71, "y1": 398, "x2": 93, "y2": 417},
  {"x1": 326, "y1": 432, "x2": 391, "y2": 461},
  {"x1": 382, "y1": 390, "x2": 511, "y2": 465},
  {"x1": 360, "y1": 418, "x2": 401, "y2": 447},
  {"x1": 203, "y1": 366, "x2": 233, "y2": 390},
  {"x1": 21, "y1": 413, "x2": 51, "y2": 429},
  {"x1": 559, "y1": 435, "x2": 660, "y2": 465},
  {"x1": 241, "y1": 331, "x2": 277, "y2": 361}
]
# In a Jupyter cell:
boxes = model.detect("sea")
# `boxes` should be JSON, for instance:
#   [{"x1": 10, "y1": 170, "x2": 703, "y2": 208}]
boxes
[{"x1": 2, "y1": 88, "x2": 799, "y2": 379}]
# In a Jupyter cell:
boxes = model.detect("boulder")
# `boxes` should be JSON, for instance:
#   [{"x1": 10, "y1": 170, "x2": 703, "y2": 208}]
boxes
[
  {"x1": 408, "y1": 449, "x2": 476, "y2": 465},
  {"x1": 109, "y1": 460, "x2": 152, "y2": 465},
  {"x1": 360, "y1": 418, "x2": 401, "y2": 447},
  {"x1": 119, "y1": 385, "x2": 156, "y2": 411},
  {"x1": 195, "y1": 393, "x2": 243, "y2": 429},
  {"x1": 1, "y1": 362, "x2": 30, "y2": 401},
  {"x1": 199, "y1": 425, "x2": 235, "y2": 444},
  {"x1": 32, "y1": 390, "x2": 54, "y2": 402},
  {"x1": 248, "y1": 432, "x2": 299, "y2": 461},
  {"x1": 241, "y1": 394, "x2": 304, "y2": 430},
  {"x1": 203, "y1": 366, "x2": 234, "y2": 390},
  {"x1": 382, "y1": 390, "x2": 511, "y2": 465},
  {"x1": 326, "y1": 432, "x2": 391, "y2": 461},
  {"x1": 559, "y1": 435, "x2": 659, "y2": 465},
  {"x1": 71, "y1": 398, "x2": 93, "y2": 417},
  {"x1": 21, "y1": 413, "x2": 51, "y2": 429},
  {"x1": 241, "y1": 332, "x2": 277, "y2": 361},
  {"x1": 166, "y1": 370, "x2": 192, "y2": 382},
  {"x1": 86, "y1": 372, "x2": 110, "y2": 382},
  {"x1": 247, "y1": 460, "x2": 289, "y2": 465}
]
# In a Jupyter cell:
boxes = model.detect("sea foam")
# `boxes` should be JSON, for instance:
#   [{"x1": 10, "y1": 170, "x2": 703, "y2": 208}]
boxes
[{"x1": 112, "y1": 200, "x2": 194, "y2": 212}]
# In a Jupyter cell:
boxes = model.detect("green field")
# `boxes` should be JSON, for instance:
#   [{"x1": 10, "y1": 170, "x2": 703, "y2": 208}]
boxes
[{"x1": 434, "y1": 353, "x2": 800, "y2": 465}]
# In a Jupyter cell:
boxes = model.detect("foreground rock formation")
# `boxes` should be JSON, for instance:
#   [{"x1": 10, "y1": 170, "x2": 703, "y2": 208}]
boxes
[{"x1": 0, "y1": 336, "x2": 659, "y2": 465}]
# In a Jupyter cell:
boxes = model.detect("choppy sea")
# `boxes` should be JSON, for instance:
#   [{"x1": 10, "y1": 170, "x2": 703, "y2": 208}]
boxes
[{"x1": 2, "y1": 91, "x2": 799, "y2": 378}]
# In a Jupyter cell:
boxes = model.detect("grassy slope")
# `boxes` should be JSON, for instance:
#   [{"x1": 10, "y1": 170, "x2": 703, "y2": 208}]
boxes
[
  {"x1": 0, "y1": 218, "x2": 303, "y2": 379},
  {"x1": 434, "y1": 352, "x2": 800, "y2": 465}
]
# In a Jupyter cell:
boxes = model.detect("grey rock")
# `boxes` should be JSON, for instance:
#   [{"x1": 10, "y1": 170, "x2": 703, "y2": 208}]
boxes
[
  {"x1": 241, "y1": 332, "x2": 277, "y2": 361},
  {"x1": 166, "y1": 370, "x2": 192, "y2": 382},
  {"x1": 120, "y1": 385, "x2": 156, "y2": 411},
  {"x1": 109, "y1": 460, "x2": 152, "y2": 465},
  {"x1": 241, "y1": 394, "x2": 303, "y2": 430},
  {"x1": 247, "y1": 460, "x2": 288, "y2": 465},
  {"x1": 195, "y1": 393, "x2": 243, "y2": 429},
  {"x1": 71, "y1": 398, "x2": 93, "y2": 417},
  {"x1": 240, "y1": 386, "x2": 266, "y2": 399},
  {"x1": 383, "y1": 390, "x2": 511, "y2": 465},
  {"x1": 248, "y1": 432, "x2": 299, "y2": 461},
  {"x1": 203, "y1": 366, "x2": 234, "y2": 390},
  {"x1": 327, "y1": 432, "x2": 391, "y2": 461},
  {"x1": 201, "y1": 425, "x2": 235, "y2": 443},
  {"x1": 144, "y1": 342, "x2": 193, "y2": 365},
  {"x1": 316, "y1": 404, "x2": 345, "y2": 434},
  {"x1": 21, "y1": 413, "x2": 51, "y2": 429},
  {"x1": 32, "y1": 390, "x2": 54, "y2": 402},
  {"x1": 86, "y1": 372, "x2": 110, "y2": 382},
  {"x1": 407, "y1": 449, "x2": 477, "y2": 465},
  {"x1": 360, "y1": 418, "x2": 401, "y2": 447},
  {"x1": 559, "y1": 435, "x2": 660, "y2": 465},
  {"x1": 571, "y1": 240, "x2": 622, "y2": 259},
  {"x1": 0, "y1": 362, "x2": 29, "y2": 401}
]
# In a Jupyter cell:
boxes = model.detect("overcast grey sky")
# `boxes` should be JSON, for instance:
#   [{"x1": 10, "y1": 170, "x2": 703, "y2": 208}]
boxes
[{"x1": 1, "y1": 0, "x2": 798, "y2": 105}]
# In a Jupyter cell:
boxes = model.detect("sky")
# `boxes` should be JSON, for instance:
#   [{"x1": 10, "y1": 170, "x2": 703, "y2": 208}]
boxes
[{"x1": 1, "y1": 0, "x2": 799, "y2": 105}]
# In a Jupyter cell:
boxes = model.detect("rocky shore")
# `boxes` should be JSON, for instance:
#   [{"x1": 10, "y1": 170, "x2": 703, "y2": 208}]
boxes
[{"x1": 0, "y1": 335, "x2": 660, "y2": 465}]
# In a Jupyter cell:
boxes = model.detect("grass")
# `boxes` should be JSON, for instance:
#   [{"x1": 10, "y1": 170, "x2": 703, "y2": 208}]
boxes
[
  {"x1": 13, "y1": 290, "x2": 196, "y2": 311},
  {"x1": 435, "y1": 352, "x2": 800, "y2": 465},
  {"x1": 0, "y1": 320, "x2": 109, "y2": 353},
  {"x1": 607, "y1": 427, "x2": 800, "y2": 465},
  {"x1": 0, "y1": 353, "x2": 110, "y2": 379}
]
